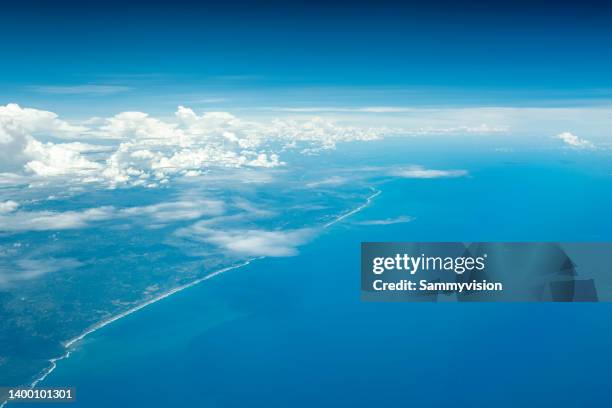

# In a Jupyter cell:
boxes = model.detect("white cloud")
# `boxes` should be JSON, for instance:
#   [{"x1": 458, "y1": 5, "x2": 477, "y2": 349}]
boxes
[
  {"x1": 54, "y1": 142, "x2": 115, "y2": 153},
  {"x1": 247, "y1": 153, "x2": 282, "y2": 168},
  {"x1": 176, "y1": 223, "x2": 315, "y2": 257},
  {"x1": 556, "y1": 131, "x2": 595, "y2": 149},
  {"x1": 176, "y1": 106, "x2": 237, "y2": 132},
  {"x1": 88, "y1": 107, "x2": 382, "y2": 186},
  {"x1": 23, "y1": 139, "x2": 103, "y2": 177},
  {"x1": 210, "y1": 228, "x2": 314, "y2": 257},
  {"x1": 0, "y1": 103, "x2": 98, "y2": 177},
  {"x1": 390, "y1": 166, "x2": 468, "y2": 179},
  {"x1": 120, "y1": 199, "x2": 225, "y2": 222},
  {"x1": 0, "y1": 103, "x2": 86, "y2": 138},
  {"x1": 0, "y1": 200, "x2": 19, "y2": 214},
  {"x1": 0, "y1": 207, "x2": 115, "y2": 232},
  {"x1": 0, "y1": 199, "x2": 226, "y2": 233},
  {"x1": 356, "y1": 215, "x2": 415, "y2": 225},
  {"x1": 99, "y1": 111, "x2": 179, "y2": 140},
  {"x1": 4, "y1": 103, "x2": 501, "y2": 188}
]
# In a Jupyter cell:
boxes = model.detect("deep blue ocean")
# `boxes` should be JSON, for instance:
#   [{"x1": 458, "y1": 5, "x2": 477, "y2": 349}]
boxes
[{"x1": 27, "y1": 140, "x2": 612, "y2": 407}]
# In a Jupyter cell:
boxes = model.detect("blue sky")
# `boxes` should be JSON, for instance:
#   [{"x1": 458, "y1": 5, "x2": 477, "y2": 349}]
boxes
[{"x1": 2, "y1": 0, "x2": 612, "y2": 115}]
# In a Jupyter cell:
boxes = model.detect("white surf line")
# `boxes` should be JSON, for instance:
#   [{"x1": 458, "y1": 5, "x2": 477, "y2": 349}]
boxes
[
  {"x1": 64, "y1": 259, "x2": 256, "y2": 349},
  {"x1": 323, "y1": 188, "x2": 381, "y2": 229},
  {"x1": 59, "y1": 188, "x2": 379, "y2": 349},
  {"x1": 0, "y1": 259, "x2": 258, "y2": 408},
  {"x1": 2, "y1": 188, "x2": 382, "y2": 408}
]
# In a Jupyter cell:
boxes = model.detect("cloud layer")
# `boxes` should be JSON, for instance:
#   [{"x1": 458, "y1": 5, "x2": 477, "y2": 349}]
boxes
[
  {"x1": 0, "y1": 199, "x2": 225, "y2": 232},
  {"x1": 0, "y1": 104, "x2": 384, "y2": 188}
]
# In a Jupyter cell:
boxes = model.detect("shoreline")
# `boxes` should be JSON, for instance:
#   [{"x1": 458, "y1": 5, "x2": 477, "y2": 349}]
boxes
[
  {"x1": 0, "y1": 259, "x2": 256, "y2": 408},
  {"x1": 1, "y1": 187, "x2": 381, "y2": 408},
  {"x1": 324, "y1": 188, "x2": 381, "y2": 229}
]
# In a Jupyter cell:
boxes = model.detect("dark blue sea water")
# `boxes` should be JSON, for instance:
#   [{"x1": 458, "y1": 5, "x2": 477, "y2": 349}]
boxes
[{"x1": 29, "y1": 143, "x2": 612, "y2": 407}]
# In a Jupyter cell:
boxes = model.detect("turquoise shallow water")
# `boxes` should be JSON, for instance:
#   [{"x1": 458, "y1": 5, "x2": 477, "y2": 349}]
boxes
[{"x1": 24, "y1": 145, "x2": 612, "y2": 407}]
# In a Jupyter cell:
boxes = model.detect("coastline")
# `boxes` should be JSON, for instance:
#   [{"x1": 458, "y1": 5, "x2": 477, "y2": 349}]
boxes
[
  {"x1": 0, "y1": 259, "x2": 256, "y2": 408},
  {"x1": 324, "y1": 188, "x2": 381, "y2": 229},
  {"x1": 0, "y1": 187, "x2": 381, "y2": 408}
]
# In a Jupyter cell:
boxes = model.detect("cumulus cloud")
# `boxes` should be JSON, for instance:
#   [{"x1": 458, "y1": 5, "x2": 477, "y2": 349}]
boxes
[
  {"x1": 23, "y1": 139, "x2": 103, "y2": 177},
  {"x1": 0, "y1": 103, "x2": 86, "y2": 138},
  {"x1": 176, "y1": 223, "x2": 316, "y2": 257},
  {"x1": 389, "y1": 166, "x2": 468, "y2": 179},
  {"x1": 0, "y1": 201, "x2": 19, "y2": 214},
  {"x1": 0, "y1": 103, "x2": 98, "y2": 176},
  {"x1": 99, "y1": 111, "x2": 179, "y2": 140},
  {"x1": 556, "y1": 132, "x2": 595, "y2": 149},
  {"x1": 0, "y1": 103, "x2": 389, "y2": 187},
  {"x1": 93, "y1": 107, "x2": 384, "y2": 186},
  {"x1": 207, "y1": 228, "x2": 314, "y2": 257}
]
